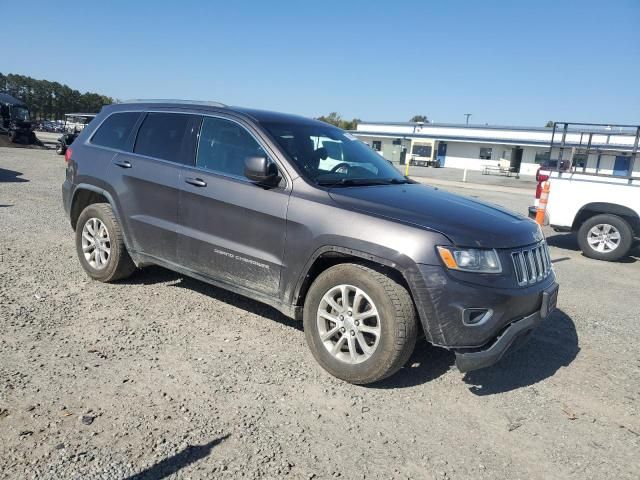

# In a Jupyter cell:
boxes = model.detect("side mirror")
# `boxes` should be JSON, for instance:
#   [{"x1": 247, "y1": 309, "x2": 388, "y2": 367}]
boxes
[{"x1": 244, "y1": 156, "x2": 280, "y2": 187}]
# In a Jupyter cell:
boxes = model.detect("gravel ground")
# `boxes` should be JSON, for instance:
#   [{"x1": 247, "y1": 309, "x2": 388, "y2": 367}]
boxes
[{"x1": 1, "y1": 147, "x2": 639, "y2": 480}]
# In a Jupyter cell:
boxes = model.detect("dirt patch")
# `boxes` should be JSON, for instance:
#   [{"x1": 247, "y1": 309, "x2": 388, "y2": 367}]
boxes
[
  {"x1": 0, "y1": 133, "x2": 48, "y2": 149},
  {"x1": 1, "y1": 147, "x2": 639, "y2": 480}
]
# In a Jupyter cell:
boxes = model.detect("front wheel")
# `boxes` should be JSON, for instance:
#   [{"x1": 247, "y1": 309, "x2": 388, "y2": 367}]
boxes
[
  {"x1": 577, "y1": 214, "x2": 633, "y2": 261},
  {"x1": 303, "y1": 263, "x2": 417, "y2": 384}
]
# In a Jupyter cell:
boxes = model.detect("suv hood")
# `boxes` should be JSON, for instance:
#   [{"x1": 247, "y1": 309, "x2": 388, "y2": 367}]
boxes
[{"x1": 328, "y1": 183, "x2": 542, "y2": 249}]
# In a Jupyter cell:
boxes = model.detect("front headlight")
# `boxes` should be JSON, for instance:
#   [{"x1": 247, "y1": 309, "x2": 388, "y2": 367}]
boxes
[{"x1": 436, "y1": 246, "x2": 502, "y2": 273}]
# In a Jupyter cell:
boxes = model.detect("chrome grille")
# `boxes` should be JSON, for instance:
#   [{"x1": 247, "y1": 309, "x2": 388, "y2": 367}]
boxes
[{"x1": 512, "y1": 241, "x2": 552, "y2": 286}]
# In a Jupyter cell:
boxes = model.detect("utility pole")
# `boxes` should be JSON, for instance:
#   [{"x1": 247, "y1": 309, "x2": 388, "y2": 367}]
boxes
[{"x1": 464, "y1": 113, "x2": 472, "y2": 125}]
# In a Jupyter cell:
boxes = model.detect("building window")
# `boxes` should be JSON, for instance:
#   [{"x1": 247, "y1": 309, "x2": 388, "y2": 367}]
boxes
[
  {"x1": 479, "y1": 147, "x2": 492, "y2": 160},
  {"x1": 574, "y1": 153, "x2": 587, "y2": 169},
  {"x1": 535, "y1": 150, "x2": 551, "y2": 164},
  {"x1": 372, "y1": 140, "x2": 382, "y2": 151},
  {"x1": 412, "y1": 144, "x2": 432, "y2": 157}
]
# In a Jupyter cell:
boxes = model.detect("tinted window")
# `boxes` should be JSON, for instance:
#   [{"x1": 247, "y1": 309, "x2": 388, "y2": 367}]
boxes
[
  {"x1": 134, "y1": 113, "x2": 192, "y2": 163},
  {"x1": 91, "y1": 112, "x2": 140, "y2": 150},
  {"x1": 196, "y1": 117, "x2": 266, "y2": 178}
]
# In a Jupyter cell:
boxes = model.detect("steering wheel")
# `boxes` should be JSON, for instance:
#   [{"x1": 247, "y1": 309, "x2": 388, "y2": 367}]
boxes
[{"x1": 330, "y1": 162, "x2": 351, "y2": 174}]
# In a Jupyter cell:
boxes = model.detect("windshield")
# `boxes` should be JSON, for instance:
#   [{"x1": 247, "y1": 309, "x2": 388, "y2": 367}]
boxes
[
  {"x1": 11, "y1": 106, "x2": 30, "y2": 121},
  {"x1": 262, "y1": 121, "x2": 407, "y2": 186}
]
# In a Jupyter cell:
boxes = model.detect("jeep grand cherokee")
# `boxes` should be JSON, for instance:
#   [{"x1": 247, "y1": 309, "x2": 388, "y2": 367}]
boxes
[{"x1": 62, "y1": 100, "x2": 558, "y2": 384}]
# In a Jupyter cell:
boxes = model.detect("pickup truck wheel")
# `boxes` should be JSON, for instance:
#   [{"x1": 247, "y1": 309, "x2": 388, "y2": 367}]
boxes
[
  {"x1": 578, "y1": 214, "x2": 633, "y2": 261},
  {"x1": 75, "y1": 203, "x2": 136, "y2": 282},
  {"x1": 303, "y1": 263, "x2": 417, "y2": 385}
]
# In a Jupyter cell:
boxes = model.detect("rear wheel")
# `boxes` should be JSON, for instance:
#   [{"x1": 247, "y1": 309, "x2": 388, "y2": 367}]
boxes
[
  {"x1": 303, "y1": 263, "x2": 417, "y2": 384},
  {"x1": 75, "y1": 203, "x2": 136, "y2": 282},
  {"x1": 577, "y1": 214, "x2": 633, "y2": 261},
  {"x1": 56, "y1": 142, "x2": 66, "y2": 155}
]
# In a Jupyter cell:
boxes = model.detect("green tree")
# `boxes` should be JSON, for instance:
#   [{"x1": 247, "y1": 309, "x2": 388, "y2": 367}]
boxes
[
  {"x1": 316, "y1": 112, "x2": 360, "y2": 130},
  {"x1": 545, "y1": 121, "x2": 554, "y2": 128},
  {"x1": 0, "y1": 72, "x2": 113, "y2": 120},
  {"x1": 410, "y1": 115, "x2": 428, "y2": 123}
]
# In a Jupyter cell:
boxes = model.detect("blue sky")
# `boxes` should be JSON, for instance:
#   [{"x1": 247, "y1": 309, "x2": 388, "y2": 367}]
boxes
[{"x1": 1, "y1": 0, "x2": 638, "y2": 125}]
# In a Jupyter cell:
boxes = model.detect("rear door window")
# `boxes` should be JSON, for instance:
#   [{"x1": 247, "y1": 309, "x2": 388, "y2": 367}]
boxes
[
  {"x1": 134, "y1": 113, "x2": 193, "y2": 163},
  {"x1": 91, "y1": 112, "x2": 140, "y2": 150}
]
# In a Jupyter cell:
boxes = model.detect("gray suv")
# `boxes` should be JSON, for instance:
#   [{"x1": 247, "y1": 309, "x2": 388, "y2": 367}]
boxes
[{"x1": 62, "y1": 100, "x2": 558, "y2": 384}]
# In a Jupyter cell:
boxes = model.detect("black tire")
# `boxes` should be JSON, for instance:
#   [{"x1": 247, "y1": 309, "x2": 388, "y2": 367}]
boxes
[
  {"x1": 577, "y1": 213, "x2": 633, "y2": 261},
  {"x1": 75, "y1": 203, "x2": 136, "y2": 282},
  {"x1": 303, "y1": 263, "x2": 417, "y2": 385},
  {"x1": 56, "y1": 143, "x2": 66, "y2": 155},
  {"x1": 8, "y1": 131, "x2": 16, "y2": 143}
]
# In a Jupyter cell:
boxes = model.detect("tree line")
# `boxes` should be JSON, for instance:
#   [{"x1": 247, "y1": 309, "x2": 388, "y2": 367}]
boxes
[
  {"x1": 317, "y1": 112, "x2": 431, "y2": 130},
  {"x1": 0, "y1": 73, "x2": 113, "y2": 121}
]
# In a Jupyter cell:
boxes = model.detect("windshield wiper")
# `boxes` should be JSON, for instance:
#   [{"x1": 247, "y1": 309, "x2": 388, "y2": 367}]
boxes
[
  {"x1": 386, "y1": 178, "x2": 412, "y2": 184},
  {"x1": 317, "y1": 178, "x2": 393, "y2": 187},
  {"x1": 317, "y1": 177, "x2": 413, "y2": 187}
]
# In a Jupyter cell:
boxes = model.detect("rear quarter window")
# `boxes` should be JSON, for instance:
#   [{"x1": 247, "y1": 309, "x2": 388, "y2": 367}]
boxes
[{"x1": 91, "y1": 112, "x2": 141, "y2": 150}]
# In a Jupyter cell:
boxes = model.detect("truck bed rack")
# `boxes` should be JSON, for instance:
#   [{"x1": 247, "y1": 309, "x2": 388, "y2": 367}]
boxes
[{"x1": 549, "y1": 122, "x2": 639, "y2": 181}]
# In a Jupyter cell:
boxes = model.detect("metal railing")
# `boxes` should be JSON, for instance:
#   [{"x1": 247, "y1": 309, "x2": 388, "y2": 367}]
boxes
[{"x1": 548, "y1": 121, "x2": 639, "y2": 181}]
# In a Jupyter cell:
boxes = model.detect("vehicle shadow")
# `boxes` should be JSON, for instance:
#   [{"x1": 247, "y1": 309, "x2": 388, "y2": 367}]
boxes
[
  {"x1": 462, "y1": 308, "x2": 579, "y2": 395},
  {"x1": 0, "y1": 168, "x2": 29, "y2": 183},
  {"x1": 123, "y1": 434, "x2": 229, "y2": 480},
  {"x1": 125, "y1": 266, "x2": 303, "y2": 332},
  {"x1": 369, "y1": 343, "x2": 455, "y2": 389},
  {"x1": 546, "y1": 232, "x2": 639, "y2": 263}
]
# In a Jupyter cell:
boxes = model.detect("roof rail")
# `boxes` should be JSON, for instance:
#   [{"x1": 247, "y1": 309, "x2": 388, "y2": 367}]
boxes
[{"x1": 117, "y1": 99, "x2": 227, "y2": 108}]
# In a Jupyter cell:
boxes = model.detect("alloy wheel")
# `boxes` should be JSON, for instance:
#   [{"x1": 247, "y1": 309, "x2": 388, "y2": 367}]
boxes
[
  {"x1": 316, "y1": 284, "x2": 381, "y2": 364},
  {"x1": 81, "y1": 217, "x2": 111, "y2": 270},
  {"x1": 587, "y1": 223, "x2": 621, "y2": 253}
]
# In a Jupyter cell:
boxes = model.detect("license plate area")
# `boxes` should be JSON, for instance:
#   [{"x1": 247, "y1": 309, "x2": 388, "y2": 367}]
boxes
[{"x1": 541, "y1": 284, "x2": 559, "y2": 318}]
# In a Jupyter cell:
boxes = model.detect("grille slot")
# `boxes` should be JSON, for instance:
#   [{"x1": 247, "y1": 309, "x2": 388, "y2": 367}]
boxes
[{"x1": 512, "y1": 241, "x2": 552, "y2": 286}]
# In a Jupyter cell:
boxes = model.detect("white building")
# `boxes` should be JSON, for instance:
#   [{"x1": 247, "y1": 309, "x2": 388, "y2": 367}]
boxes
[{"x1": 353, "y1": 121, "x2": 639, "y2": 177}]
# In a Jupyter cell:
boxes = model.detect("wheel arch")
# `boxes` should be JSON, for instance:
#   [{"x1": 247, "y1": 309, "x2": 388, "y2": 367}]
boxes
[
  {"x1": 572, "y1": 202, "x2": 640, "y2": 236},
  {"x1": 291, "y1": 246, "x2": 420, "y2": 323},
  {"x1": 70, "y1": 184, "x2": 135, "y2": 254},
  {"x1": 70, "y1": 185, "x2": 111, "y2": 230}
]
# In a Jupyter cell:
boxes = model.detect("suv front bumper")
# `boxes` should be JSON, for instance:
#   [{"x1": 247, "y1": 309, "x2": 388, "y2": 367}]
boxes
[{"x1": 454, "y1": 283, "x2": 558, "y2": 372}]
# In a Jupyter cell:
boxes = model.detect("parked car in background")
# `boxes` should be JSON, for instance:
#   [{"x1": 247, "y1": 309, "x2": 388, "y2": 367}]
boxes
[
  {"x1": 530, "y1": 122, "x2": 640, "y2": 261},
  {"x1": 62, "y1": 100, "x2": 558, "y2": 384},
  {"x1": 56, "y1": 113, "x2": 96, "y2": 155}
]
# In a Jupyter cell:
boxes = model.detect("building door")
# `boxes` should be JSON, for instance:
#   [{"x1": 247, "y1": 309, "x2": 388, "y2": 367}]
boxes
[
  {"x1": 437, "y1": 142, "x2": 447, "y2": 167},
  {"x1": 399, "y1": 147, "x2": 407, "y2": 165},
  {"x1": 510, "y1": 147, "x2": 523, "y2": 172},
  {"x1": 613, "y1": 156, "x2": 631, "y2": 176}
]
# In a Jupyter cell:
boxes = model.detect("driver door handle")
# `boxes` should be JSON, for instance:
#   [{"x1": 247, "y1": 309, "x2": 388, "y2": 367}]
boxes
[
  {"x1": 113, "y1": 159, "x2": 132, "y2": 169},
  {"x1": 185, "y1": 177, "x2": 207, "y2": 187}
]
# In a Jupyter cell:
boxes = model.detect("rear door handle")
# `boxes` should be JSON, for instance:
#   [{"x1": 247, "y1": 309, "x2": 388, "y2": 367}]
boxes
[
  {"x1": 113, "y1": 159, "x2": 132, "y2": 169},
  {"x1": 185, "y1": 177, "x2": 207, "y2": 187}
]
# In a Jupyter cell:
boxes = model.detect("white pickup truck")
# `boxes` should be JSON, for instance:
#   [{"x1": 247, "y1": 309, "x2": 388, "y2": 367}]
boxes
[{"x1": 529, "y1": 122, "x2": 640, "y2": 261}]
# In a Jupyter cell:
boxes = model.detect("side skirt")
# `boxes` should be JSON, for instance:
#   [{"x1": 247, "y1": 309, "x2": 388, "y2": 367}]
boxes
[{"x1": 130, "y1": 251, "x2": 301, "y2": 320}]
